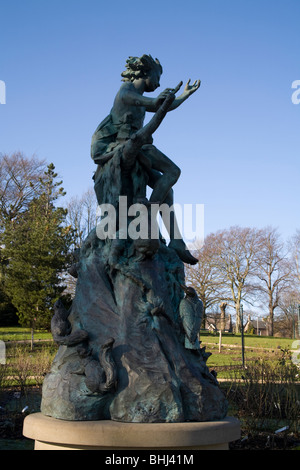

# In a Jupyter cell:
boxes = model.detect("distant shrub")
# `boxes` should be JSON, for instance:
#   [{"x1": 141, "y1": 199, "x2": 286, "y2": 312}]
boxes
[{"x1": 225, "y1": 358, "x2": 300, "y2": 435}]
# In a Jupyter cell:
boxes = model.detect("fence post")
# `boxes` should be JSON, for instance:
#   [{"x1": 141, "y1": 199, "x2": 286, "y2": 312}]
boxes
[
  {"x1": 240, "y1": 304, "x2": 245, "y2": 368},
  {"x1": 0, "y1": 340, "x2": 6, "y2": 365}
]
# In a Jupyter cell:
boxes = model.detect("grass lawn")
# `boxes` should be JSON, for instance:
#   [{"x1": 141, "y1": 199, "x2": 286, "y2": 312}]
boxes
[
  {"x1": 1, "y1": 328, "x2": 295, "y2": 348},
  {"x1": 0, "y1": 327, "x2": 52, "y2": 342},
  {"x1": 200, "y1": 331, "x2": 296, "y2": 350},
  {"x1": 199, "y1": 332, "x2": 298, "y2": 377},
  {"x1": 0, "y1": 327, "x2": 298, "y2": 380}
]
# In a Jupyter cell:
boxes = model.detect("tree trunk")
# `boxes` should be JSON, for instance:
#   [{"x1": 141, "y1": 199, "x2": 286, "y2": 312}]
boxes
[
  {"x1": 202, "y1": 305, "x2": 207, "y2": 329},
  {"x1": 268, "y1": 304, "x2": 274, "y2": 337},
  {"x1": 219, "y1": 302, "x2": 227, "y2": 332},
  {"x1": 235, "y1": 301, "x2": 241, "y2": 334}
]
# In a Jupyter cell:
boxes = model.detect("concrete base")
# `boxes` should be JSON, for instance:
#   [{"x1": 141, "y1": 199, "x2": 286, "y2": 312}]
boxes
[{"x1": 23, "y1": 413, "x2": 240, "y2": 450}]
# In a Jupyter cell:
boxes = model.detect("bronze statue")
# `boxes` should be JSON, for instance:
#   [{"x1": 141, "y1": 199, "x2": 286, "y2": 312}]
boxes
[
  {"x1": 41, "y1": 55, "x2": 228, "y2": 423},
  {"x1": 91, "y1": 54, "x2": 200, "y2": 264}
]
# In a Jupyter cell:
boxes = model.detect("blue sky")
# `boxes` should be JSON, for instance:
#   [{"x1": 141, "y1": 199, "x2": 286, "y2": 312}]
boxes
[{"x1": 1, "y1": 0, "x2": 299, "y2": 242}]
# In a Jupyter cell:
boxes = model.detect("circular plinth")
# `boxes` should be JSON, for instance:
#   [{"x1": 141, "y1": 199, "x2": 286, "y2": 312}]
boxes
[{"x1": 23, "y1": 413, "x2": 240, "y2": 450}]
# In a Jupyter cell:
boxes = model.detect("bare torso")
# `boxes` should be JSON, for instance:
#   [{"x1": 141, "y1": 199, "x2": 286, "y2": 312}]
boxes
[{"x1": 110, "y1": 82, "x2": 146, "y2": 131}]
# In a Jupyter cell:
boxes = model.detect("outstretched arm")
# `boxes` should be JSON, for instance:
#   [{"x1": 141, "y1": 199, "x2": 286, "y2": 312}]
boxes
[
  {"x1": 122, "y1": 92, "x2": 176, "y2": 168},
  {"x1": 120, "y1": 82, "x2": 185, "y2": 112},
  {"x1": 119, "y1": 89, "x2": 159, "y2": 112}
]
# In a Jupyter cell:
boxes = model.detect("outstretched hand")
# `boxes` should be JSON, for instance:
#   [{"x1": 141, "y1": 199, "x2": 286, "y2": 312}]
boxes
[
  {"x1": 183, "y1": 79, "x2": 201, "y2": 97},
  {"x1": 154, "y1": 79, "x2": 200, "y2": 110},
  {"x1": 155, "y1": 82, "x2": 183, "y2": 108}
]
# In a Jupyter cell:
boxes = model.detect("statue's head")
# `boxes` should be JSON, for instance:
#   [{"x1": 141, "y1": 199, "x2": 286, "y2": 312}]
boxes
[
  {"x1": 181, "y1": 285, "x2": 198, "y2": 299},
  {"x1": 121, "y1": 54, "x2": 163, "y2": 83}
]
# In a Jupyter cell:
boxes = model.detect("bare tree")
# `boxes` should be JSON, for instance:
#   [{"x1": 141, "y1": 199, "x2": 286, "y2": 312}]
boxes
[
  {"x1": 64, "y1": 189, "x2": 98, "y2": 297},
  {"x1": 209, "y1": 226, "x2": 264, "y2": 333},
  {"x1": 219, "y1": 302, "x2": 227, "y2": 332},
  {"x1": 82, "y1": 188, "x2": 98, "y2": 236},
  {"x1": 65, "y1": 188, "x2": 98, "y2": 250},
  {"x1": 278, "y1": 288, "x2": 300, "y2": 337},
  {"x1": 290, "y1": 229, "x2": 300, "y2": 286},
  {"x1": 0, "y1": 152, "x2": 47, "y2": 222},
  {"x1": 254, "y1": 227, "x2": 292, "y2": 336},
  {"x1": 185, "y1": 236, "x2": 224, "y2": 323}
]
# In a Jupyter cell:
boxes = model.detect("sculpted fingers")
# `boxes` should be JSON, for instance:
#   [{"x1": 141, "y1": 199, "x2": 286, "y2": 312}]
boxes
[{"x1": 173, "y1": 81, "x2": 183, "y2": 94}]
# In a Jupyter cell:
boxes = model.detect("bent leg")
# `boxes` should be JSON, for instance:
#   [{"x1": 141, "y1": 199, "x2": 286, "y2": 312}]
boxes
[
  {"x1": 147, "y1": 168, "x2": 198, "y2": 265},
  {"x1": 141, "y1": 145, "x2": 181, "y2": 204},
  {"x1": 148, "y1": 171, "x2": 182, "y2": 240}
]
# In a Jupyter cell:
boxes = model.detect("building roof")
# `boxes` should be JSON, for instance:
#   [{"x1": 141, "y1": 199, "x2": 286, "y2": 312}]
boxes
[{"x1": 205, "y1": 313, "x2": 232, "y2": 331}]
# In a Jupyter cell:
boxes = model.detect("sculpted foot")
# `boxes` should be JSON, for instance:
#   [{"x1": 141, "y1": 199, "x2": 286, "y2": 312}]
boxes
[{"x1": 168, "y1": 239, "x2": 198, "y2": 265}]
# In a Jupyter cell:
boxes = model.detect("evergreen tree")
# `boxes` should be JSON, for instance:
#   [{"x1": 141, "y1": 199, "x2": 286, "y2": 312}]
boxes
[
  {"x1": 0, "y1": 152, "x2": 48, "y2": 326},
  {"x1": 3, "y1": 164, "x2": 72, "y2": 345},
  {"x1": 0, "y1": 231, "x2": 18, "y2": 326}
]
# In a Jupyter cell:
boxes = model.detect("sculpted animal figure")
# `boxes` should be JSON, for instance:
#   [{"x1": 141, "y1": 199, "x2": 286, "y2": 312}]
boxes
[
  {"x1": 51, "y1": 299, "x2": 88, "y2": 346},
  {"x1": 179, "y1": 285, "x2": 203, "y2": 350}
]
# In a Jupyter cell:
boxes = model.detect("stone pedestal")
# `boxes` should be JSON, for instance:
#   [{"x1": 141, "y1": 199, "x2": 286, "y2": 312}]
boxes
[{"x1": 23, "y1": 413, "x2": 240, "y2": 450}]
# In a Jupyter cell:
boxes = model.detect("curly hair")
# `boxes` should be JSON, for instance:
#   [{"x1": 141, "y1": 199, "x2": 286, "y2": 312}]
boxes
[{"x1": 121, "y1": 54, "x2": 163, "y2": 82}]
